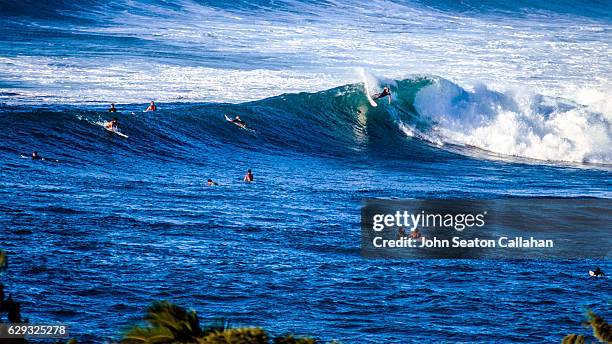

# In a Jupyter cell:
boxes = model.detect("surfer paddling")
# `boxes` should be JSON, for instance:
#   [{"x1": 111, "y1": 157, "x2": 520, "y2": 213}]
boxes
[
  {"x1": 373, "y1": 86, "x2": 391, "y2": 104},
  {"x1": 108, "y1": 103, "x2": 117, "y2": 112},
  {"x1": 225, "y1": 114, "x2": 252, "y2": 130},
  {"x1": 144, "y1": 101, "x2": 157, "y2": 112},
  {"x1": 28, "y1": 151, "x2": 59, "y2": 162},
  {"x1": 590, "y1": 267, "x2": 604, "y2": 277},
  {"x1": 230, "y1": 115, "x2": 246, "y2": 127}
]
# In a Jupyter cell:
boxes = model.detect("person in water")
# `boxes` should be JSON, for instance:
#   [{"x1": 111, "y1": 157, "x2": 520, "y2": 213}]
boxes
[
  {"x1": 373, "y1": 86, "x2": 392, "y2": 104},
  {"x1": 231, "y1": 115, "x2": 246, "y2": 126},
  {"x1": 592, "y1": 267, "x2": 604, "y2": 276},
  {"x1": 207, "y1": 179, "x2": 218, "y2": 186},
  {"x1": 108, "y1": 103, "x2": 117, "y2": 112},
  {"x1": 105, "y1": 118, "x2": 118, "y2": 130},
  {"x1": 397, "y1": 226, "x2": 407, "y2": 239},
  {"x1": 144, "y1": 101, "x2": 157, "y2": 112},
  {"x1": 30, "y1": 151, "x2": 59, "y2": 162},
  {"x1": 244, "y1": 169, "x2": 254, "y2": 182}
]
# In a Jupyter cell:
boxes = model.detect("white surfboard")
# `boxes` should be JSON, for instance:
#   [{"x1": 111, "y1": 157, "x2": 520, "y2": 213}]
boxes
[
  {"x1": 362, "y1": 79, "x2": 378, "y2": 107},
  {"x1": 20, "y1": 154, "x2": 59, "y2": 162},
  {"x1": 106, "y1": 127, "x2": 128, "y2": 138}
]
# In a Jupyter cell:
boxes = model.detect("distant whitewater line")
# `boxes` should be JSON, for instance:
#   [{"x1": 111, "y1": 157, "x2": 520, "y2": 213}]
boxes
[{"x1": 0, "y1": 0, "x2": 610, "y2": 109}]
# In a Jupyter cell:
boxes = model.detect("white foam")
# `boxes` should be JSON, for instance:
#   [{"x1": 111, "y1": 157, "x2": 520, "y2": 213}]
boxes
[
  {"x1": 414, "y1": 78, "x2": 612, "y2": 164},
  {"x1": 0, "y1": 0, "x2": 610, "y2": 113},
  {"x1": 0, "y1": 56, "x2": 331, "y2": 104}
]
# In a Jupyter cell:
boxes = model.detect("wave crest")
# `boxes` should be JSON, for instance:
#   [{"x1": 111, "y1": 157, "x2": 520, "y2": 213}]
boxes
[{"x1": 413, "y1": 78, "x2": 612, "y2": 164}]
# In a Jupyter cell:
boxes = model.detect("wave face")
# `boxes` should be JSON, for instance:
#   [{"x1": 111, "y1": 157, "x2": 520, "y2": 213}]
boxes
[
  {"x1": 0, "y1": 78, "x2": 433, "y2": 164},
  {"x1": 1, "y1": 76, "x2": 610, "y2": 164}
]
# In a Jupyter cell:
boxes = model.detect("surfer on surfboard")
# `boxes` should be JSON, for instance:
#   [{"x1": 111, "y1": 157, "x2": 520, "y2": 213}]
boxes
[
  {"x1": 373, "y1": 86, "x2": 391, "y2": 104},
  {"x1": 25, "y1": 151, "x2": 59, "y2": 162},
  {"x1": 225, "y1": 114, "x2": 256, "y2": 133},
  {"x1": 225, "y1": 114, "x2": 248, "y2": 128},
  {"x1": 230, "y1": 115, "x2": 246, "y2": 126},
  {"x1": 105, "y1": 118, "x2": 119, "y2": 130},
  {"x1": 103, "y1": 118, "x2": 128, "y2": 138},
  {"x1": 589, "y1": 267, "x2": 604, "y2": 277}
]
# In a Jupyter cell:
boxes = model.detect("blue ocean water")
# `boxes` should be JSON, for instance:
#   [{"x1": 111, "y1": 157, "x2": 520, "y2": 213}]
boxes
[{"x1": 1, "y1": 0, "x2": 611, "y2": 343}]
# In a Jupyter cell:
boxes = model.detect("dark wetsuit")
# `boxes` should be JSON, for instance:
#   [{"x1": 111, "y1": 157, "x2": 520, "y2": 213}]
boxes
[
  {"x1": 374, "y1": 89, "x2": 391, "y2": 100},
  {"x1": 108, "y1": 108, "x2": 117, "y2": 113}
]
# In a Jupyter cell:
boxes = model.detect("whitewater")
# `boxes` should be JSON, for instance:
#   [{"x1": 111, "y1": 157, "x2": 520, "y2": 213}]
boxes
[{"x1": 1, "y1": 1, "x2": 610, "y2": 105}]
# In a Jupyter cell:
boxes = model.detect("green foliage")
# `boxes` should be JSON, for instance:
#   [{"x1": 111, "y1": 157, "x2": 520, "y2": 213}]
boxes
[
  {"x1": 584, "y1": 310, "x2": 612, "y2": 343},
  {"x1": 122, "y1": 326, "x2": 176, "y2": 344},
  {"x1": 561, "y1": 334, "x2": 585, "y2": 344},
  {"x1": 199, "y1": 328, "x2": 268, "y2": 344},
  {"x1": 121, "y1": 301, "x2": 323, "y2": 344},
  {"x1": 122, "y1": 301, "x2": 202, "y2": 343},
  {"x1": 203, "y1": 318, "x2": 232, "y2": 336},
  {"x1": 563, "y1": 310, "x2": 611, "y2": 343},
  {"x1": 273, "y1": 335, "x2": 318, "y2": 344},
  {"x1": 0, "y1": 250, "x2": 27, "y2": 344},
  {"x1": 1, "y1": 251, "x2": 22, "y2": 324},
  {"x1": 0, "y1": 250, "x2": 7, "y2": 272}
]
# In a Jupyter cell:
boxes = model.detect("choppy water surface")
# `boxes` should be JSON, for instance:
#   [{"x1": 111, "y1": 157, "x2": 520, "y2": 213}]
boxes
[{"x1": 1, "y1": 0, "x2": 611, "y2": 342}]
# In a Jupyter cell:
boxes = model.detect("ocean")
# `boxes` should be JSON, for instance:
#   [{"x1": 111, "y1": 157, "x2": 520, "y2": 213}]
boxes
[{"x1": 0, "y1": 0, "x2": 610, "y2": 342}]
